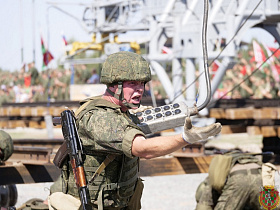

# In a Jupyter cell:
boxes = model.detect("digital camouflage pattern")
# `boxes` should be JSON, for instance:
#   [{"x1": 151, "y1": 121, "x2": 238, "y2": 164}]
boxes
[
  {"x1": 196, "y1": 177, "x2": 220, "y2": 210},
  {"x1": 214, "y1": 172, "x2": 263, "y2": 210},
  {"x1": 196, "y1": 173, "x2": 264, "y2": 210},
  {"x1": 228, "y1": 152, "x2": 262, "y2": 168},
  {"x1": 61, "y1": 97, "x2": 145, "y2": 209},
  {"x1": 0, "y1": 130, "x2": 14, "y2": 161},
  {"x1": 76, "y1": 97, "x2": 144, "y2": 157},
  {"x1": 100, "y1": 51, "x2": 151, "y2": 84}
]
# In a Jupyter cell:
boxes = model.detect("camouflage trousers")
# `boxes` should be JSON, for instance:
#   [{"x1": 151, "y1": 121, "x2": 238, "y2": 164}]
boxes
[
  {"x1": 214, "y1": 172, "x2": 263, "y2": 210},
  {"x1": 196, "y1": 178, "x2": 220, "y2": 210}
]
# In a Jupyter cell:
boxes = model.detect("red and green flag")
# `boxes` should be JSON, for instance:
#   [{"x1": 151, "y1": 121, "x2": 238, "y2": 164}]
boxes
[{"x1": 41, "y1": 36, "x2": 54, "y2": 67}]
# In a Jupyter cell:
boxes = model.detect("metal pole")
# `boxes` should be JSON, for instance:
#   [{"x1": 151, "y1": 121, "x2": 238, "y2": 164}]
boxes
[
  {"x1": 32, "y1": 0, "x2": 36, "y2": 63},
  {"x1": 47, "y1": 6, "x2": 50, "y2": 53},
  {"x1": 71, "y1": 62, "x2": 75, "y2": 85},
  {"x1": 20, "y1": 0, "x2": 24, "y2": 64},
  {"x1": 45, "y1": 6, "x2": 54, "y2": 140}
]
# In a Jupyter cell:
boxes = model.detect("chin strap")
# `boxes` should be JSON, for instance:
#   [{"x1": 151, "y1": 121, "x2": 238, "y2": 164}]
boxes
[{"x1": 106, "y1": 82, "x2": 140, "y2": 109}]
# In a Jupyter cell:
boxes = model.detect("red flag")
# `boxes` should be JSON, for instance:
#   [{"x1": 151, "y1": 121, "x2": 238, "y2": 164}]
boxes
[
  {"x1": 41, "y1": 36, "x2": 54, "y2": 66},
  {"x1": 252, "y1": 40, "x2": 266, "y2": 67},
  {"x1": 43, "y1": 51, "x2": 54, "y2": 66},
  {"x1": 211, "y1": 60, "x2": 221, "y2": 72},
  {"x1": 268, "y1": 47, "x2": 280, "y2": 58},
  {"x1": 161, "y1": 46, "x2": 172, "y2": 54},
  {"x1": 264, "y1": 44, "x2": 279, "y2": 82}
]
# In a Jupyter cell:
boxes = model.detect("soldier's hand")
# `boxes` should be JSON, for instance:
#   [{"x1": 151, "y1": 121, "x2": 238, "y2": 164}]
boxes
[
  {"x1": 182, "y1": 117, "x2": 222, "y2": 144},
  {"x1": 129, "y1": 105, "x2": 153, "y2": 114}
]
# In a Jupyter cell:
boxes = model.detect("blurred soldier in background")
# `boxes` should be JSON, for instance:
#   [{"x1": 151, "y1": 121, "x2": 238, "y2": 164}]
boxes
[
  {"x1": 87, "y1": 68, "x2": 100, "y2": 84},
  {"x1": 195, "y1": 150, "x2": 279, "y2": 210},
  {"x1": 27, "y1": 62, "x2": 39, "y2": 86}
]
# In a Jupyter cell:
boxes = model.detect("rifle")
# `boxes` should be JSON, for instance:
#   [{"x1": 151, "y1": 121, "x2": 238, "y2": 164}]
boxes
[{"x1": 60, "y1": 110, "x2": 90, "y2": 210}]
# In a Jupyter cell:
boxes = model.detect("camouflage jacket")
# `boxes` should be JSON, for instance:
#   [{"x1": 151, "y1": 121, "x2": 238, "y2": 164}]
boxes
[{"x1": 62, "y1": 96, "x2": 145, "y2": 208}]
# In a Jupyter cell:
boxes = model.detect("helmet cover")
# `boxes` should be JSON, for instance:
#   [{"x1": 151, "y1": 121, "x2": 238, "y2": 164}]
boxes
[{"x1": 100, "y1": 51, "x2": 151, "y2": 84}]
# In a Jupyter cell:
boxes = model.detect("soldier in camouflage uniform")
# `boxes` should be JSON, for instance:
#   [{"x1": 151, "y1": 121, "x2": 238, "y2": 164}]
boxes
[
  {"x1": 49, "y1": 51, "x2": 222, "y2": 210},
  {"x1": 27, "y1": 62, "x2": 39, "y2": 86},
  {"x1": 195, "y1": 151, "x2": 279, "y2": 210}
]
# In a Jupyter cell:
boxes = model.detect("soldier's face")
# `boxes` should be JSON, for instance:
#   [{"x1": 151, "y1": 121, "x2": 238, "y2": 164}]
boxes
[{"x1": 122, "y1": 81, "x2": 145, "y2": 107}]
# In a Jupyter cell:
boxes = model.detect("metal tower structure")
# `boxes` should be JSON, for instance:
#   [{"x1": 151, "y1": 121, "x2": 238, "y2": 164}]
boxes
[{"x1": 61, "y1": 0, "x2": 280, "y2": 113}]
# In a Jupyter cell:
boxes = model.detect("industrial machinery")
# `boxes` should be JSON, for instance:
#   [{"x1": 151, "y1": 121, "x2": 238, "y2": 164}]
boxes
[{"x1": 53, "y1": 0, "x2": 280, "y2": 112}]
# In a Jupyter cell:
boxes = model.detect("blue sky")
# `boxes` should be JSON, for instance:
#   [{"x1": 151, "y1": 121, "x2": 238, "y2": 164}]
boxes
[
  {"x1": 0, "y1": 0, "x2": 93, "y2": 72},
  {"x1": 1, "y1": 1, "x2": 279, "y2": 72}
]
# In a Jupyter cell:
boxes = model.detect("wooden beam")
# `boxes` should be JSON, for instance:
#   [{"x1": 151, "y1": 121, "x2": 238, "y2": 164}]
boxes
[
  {"x1": 220, "y1": 125, "x2": 246, "y2": 134},
  {"x1": 209, "y1": 108, "x2": 225, "y2": 119},
  {"x1": 247, "y1": 126, "x2": 262, "y2": 136},
  {"x1": 261, "y1": 126, "x2": 277, "y2": 138},
  {"x1": 253, "y1": 108, "x2": 280, "y2": 119},
  {"x1": 139, "y1": 156, "x2": 213, "y2": 176},
  {"x1": 225, "y1": 107, "x2": 254, "y2": 119}
]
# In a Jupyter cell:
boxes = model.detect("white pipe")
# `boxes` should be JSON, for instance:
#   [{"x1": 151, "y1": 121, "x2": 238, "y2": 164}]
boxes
[
  {"x1": 182, "y1": 0, "x2": 199, "y2": 26},
  {"x1": 150, "y1": 61, "x2": 175, "y2": 101}
]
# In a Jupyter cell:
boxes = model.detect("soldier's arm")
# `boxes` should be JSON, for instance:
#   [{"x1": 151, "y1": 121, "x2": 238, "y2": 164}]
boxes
[
  {"x1": 132, "y1": 117, "x2": 221, "y2": 159},
  {"x1": 131, "y1": 134, "x2": 187, "y2": 159}
]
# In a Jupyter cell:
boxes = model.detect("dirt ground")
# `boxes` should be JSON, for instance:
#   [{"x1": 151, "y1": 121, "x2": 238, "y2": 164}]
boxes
[
  {"x1": 15, "y1": 172, "x2": 280, "y2": 210},
  {"x1": 15, "y1": 173, "x2": 207, "y2": 210}
]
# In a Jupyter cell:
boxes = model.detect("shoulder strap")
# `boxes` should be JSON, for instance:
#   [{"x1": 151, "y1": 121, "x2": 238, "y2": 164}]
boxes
[
  {"x1": 88, "y1": 154, "x2": 116, "y2": 184},
  {"x1": 75, "y1": 100, "x2": 92, "y2": 116}
]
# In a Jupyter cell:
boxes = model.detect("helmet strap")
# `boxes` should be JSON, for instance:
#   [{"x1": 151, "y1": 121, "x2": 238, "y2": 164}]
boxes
[{"x1": 106, "y1": 82, "x2": 140, "y2": 109}]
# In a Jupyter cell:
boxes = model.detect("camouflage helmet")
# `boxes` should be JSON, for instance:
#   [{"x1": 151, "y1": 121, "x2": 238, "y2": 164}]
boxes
[
  {"x1": 100, "y1": 51, "x2": 151, "y2": 84},
  {"x1": 0, "y1": 130, "x2": 14, "y2": 161}
]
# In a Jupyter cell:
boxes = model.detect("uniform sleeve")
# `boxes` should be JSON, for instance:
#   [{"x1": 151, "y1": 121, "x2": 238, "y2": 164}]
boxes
[
  {"x1": 122, "y1": 127, "x2": 145, "y2": 158},
  {"x1": 78, "y1": 107, "x2": 145, "y2": 157}
]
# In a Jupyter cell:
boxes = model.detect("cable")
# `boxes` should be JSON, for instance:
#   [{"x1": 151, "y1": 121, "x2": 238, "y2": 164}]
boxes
[
  {"x1": 170, "y1": 0, "x2": 263, "y2": 103},
  {"x1": 197, "y1": 0, "x2": 211, "y2": 112},
  {"x1": 208, "y1": 45, "x2": 280, "y2": 107},
  {"x1": 209, "y1": 0, "x2": 263, "y2": 66}
]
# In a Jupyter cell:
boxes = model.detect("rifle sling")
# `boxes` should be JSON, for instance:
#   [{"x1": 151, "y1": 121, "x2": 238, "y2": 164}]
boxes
[
  {"x1": 89, "y1": 154, "x2": 116, "y2": 183},
  {"x1": 75, "y1": 100, "x2": 92, "y2": 117}
]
